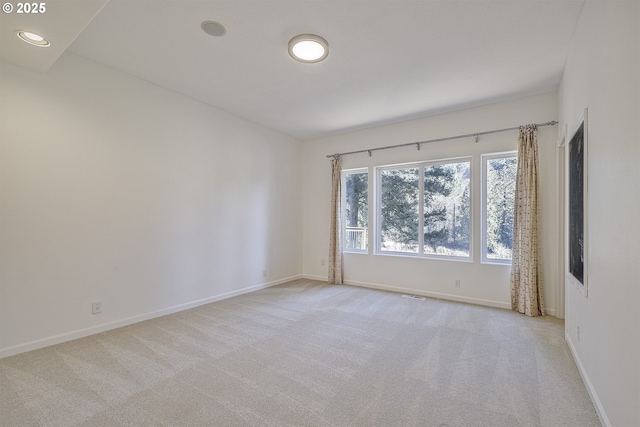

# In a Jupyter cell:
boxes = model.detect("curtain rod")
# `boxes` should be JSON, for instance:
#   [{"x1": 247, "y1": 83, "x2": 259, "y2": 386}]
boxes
[{"x1": 326, "y1": 120, "x2": 558, "y2": 158}]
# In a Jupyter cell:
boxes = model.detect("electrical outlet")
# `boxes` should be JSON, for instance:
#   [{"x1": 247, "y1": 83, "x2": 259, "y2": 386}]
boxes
[
  {"x1": 263, "y1": 270, "x2": 267, "y2": 278},
  {"x1": 321, "y1": 259, "x2": 326, "y2": 266},
  {"x1": 92, "y1": 302, "x2": 102, "y2": 314},
  {"x1": 577, "y1": 325, "x2": 581, "y2": 342},
  {"x1": 454, "y1": 279, "x2": 461, "y2": 288}
]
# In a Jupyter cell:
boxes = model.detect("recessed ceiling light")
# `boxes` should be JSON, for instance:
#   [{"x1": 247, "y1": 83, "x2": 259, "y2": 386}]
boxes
[
  {"x1": 288, "y1": 34, "x2": 329, "y2": 63},
  {"x1": 17, "y1": 30, "x2": 50, "y2": 47},
  {"x1": 201, "y1": 21, "x2": 226, "y2": 37}
]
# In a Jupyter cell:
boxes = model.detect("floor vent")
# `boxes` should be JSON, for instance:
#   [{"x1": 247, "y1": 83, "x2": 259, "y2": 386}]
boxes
[{"x1": 401, "y1": 294, "x2": 426, "y2": 300}]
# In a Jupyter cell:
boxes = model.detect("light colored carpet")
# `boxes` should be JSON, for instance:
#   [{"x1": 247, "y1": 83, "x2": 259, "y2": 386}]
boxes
[{"x1": 1, "y1": 279, "x2": 600, "y2": 426}]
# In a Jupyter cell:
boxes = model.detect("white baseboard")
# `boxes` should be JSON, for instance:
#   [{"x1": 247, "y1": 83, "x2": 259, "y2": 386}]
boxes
[
  {"x1": 565, "y1": 333, "x2": 611, "y2": 427},
  {"x1": 0, "y1": 275, "x2": 302, "y2": 359},
  {"x1": 346, "y1": 279, "x2": 512, "y2": 310},
  {"x1": 301, "y1": 275, "x2": 559, "y2": 315},
  {"x1": 302, "y1": 274, "x2": 328, "y2": 282}
]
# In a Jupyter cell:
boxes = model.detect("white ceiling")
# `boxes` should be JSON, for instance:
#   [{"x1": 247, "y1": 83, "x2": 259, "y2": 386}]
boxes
[
  {"x1": 0, "y1": 1, "x2": 108, "y2": 73},
  {"x1": 1, "y1": 0, "x2": 585, "y2": 140}
]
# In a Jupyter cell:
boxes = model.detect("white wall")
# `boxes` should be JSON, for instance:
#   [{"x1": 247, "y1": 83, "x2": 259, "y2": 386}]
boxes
[
  {"x1": 559, "y1": 1, "x2": 640, "y2": 425},
  {"x1": 0, "y1": 53, "x2": 303, "y2": 357},
  {"x1": 303, "y1": 93, "x2": 560, "y2": 314}
]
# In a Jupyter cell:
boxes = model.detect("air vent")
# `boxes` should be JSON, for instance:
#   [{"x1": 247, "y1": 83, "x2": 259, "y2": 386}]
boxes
[
  {"x1": 201, "y1": 21, "x2": 226, "y2": 37},
  {"x1": 401, "y1": 294, "x2": 426, "y2": 300}
]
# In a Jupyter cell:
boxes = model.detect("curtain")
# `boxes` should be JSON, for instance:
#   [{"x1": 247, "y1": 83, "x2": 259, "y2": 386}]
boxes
[
  {"x1": 328, "y1": 156, "x2": 343, "y2": 284},
  {"x1": 510, "y1": 125, "x2": 545, "y2": 316}
]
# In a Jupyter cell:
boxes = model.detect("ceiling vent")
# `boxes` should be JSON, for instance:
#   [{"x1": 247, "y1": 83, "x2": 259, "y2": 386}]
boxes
[{"x1": 201, "y1": 21, "x2": 226, "y2": 37}]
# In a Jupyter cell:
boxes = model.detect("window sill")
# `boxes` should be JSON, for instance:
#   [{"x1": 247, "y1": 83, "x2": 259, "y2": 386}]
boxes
[
  {"x1": 480, "y1": 259, "x2": 512, "y2": 266},
  {"x1": 375, "y1": 251, "x2": 473, "y2": 263}
]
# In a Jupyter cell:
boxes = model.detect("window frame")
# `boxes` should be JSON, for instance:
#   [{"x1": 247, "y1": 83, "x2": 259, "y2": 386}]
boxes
[
  {"x1": 342, "y1": 168, "x2": 369, "y2": 254},
  {"x1": 374, "y1": 156, "x2": 473, "y2": 262},
  {"x1": 481, "y1": 151, "x2": 517, "y2": 265}
]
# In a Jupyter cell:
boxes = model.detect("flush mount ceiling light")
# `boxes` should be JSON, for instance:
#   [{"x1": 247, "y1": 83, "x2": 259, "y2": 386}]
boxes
[
  {"x1": 201, "y1": 21, "x2": 226, "y2": 37},
  {"x1": 288, "y1": 34, "x2": 329, "y2": 63},
  {"x1": 17, "y1": 30, "x2": 50, "y2": 47}
]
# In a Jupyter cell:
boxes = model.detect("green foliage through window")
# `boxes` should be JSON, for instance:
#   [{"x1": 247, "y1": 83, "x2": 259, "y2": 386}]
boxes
[
  {"x1": 344, "y1": 171, "x2": 368, "y2": 251},
  {"x1": 424, "y1": 162, "x2": 470, "y2": 256},
  {"x1": 378, "y1": 160, "x2": 470, "y2": 257},
  {"x1": 380, "y1": 168, "x2": 419, "y2": 252},
  {"x1": 484, "y1": 154, "x2": 517, "y2": 262}
]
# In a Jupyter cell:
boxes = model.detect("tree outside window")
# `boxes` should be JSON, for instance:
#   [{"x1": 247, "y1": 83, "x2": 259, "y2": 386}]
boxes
[
  {"x1": 482, "y1": 153, "x2": 517, "y2": 263},
  {"x1": 344, "y1": 170, "x2": 368, "y2": 251},
  {"x1": 378, "y1": 159, "x2": 471, "y2": 259},
  {"x1": 423, "y1": 162, "x2": 470, "y2": 257},
  {"x1": 380, "y1": 168, "x2": 419, "y2": 253}
]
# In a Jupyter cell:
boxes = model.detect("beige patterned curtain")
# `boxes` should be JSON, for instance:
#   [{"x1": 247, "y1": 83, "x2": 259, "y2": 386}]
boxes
[
  {"x1": 328, "y1": 156, "x2": 343, "y2": 284},
  {"x1": 510, "y1": 125, "x2": 545, "y2": 316}
]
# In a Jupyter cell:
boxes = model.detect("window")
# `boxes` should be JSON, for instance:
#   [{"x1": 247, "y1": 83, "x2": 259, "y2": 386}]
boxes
[
  {"x1": 482, "y1": 152, "x2": 517, "y2": 263},
  {"x1": 377, "y1": 158, "x2": 471, "y2": 259},
  {"x1": 379, "y1": 167, "x2": 420, "y2": 253},
  {"x1": 343, "y1": 169, "x2": 368, "y2": 252},
  {"x1": 424, "y1": 161, "x2": 471, "y2": 257}
]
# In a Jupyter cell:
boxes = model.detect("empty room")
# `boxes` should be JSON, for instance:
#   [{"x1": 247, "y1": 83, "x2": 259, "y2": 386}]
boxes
[{"x1": 1, "y1": 1, "x2": 638, "y2": 426}]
